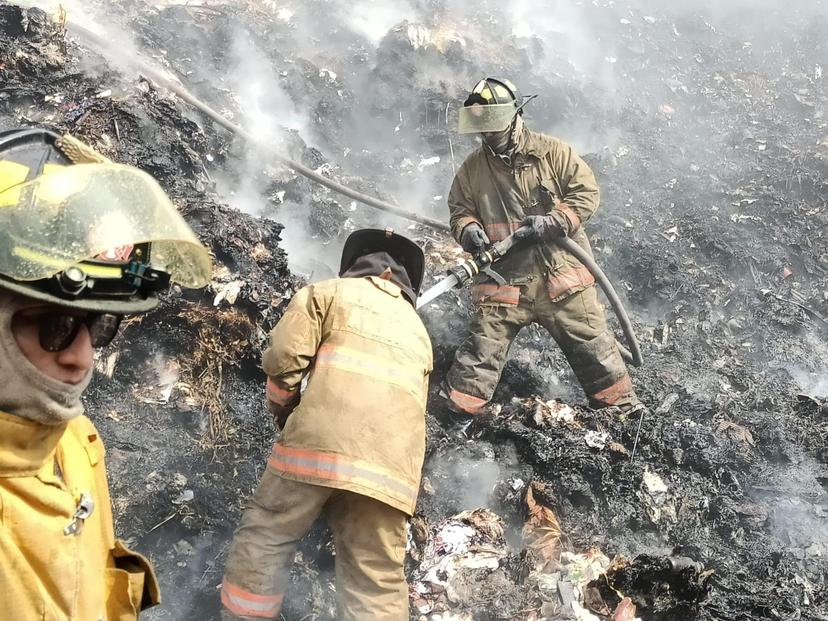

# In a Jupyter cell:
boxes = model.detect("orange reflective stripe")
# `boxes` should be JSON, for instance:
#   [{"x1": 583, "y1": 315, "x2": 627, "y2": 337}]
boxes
[
  {"x1": 547, "y1": 265, "x2": 595, "y2": 301},
  {"x1": 448, "y1": 389, "x2": 487, "y2": 415},
  {"x1": 266, "y1": 378, "x2": 297, "y2": 406},
  {"x1": 472, "y1": 283, "x2": 520, "y2": 305},
  {"x1": 556, "y1": 203, "x2": 581, "y2": 232},
  {"x1": 591, "y1": 375, "x2": 633, "y2": 405},
  {"x1": 315, "y1": 344, "x2": 425, "y2": 399},
  {"x1": 483, "y1": 221, "x2": 521, "y2": 242},
  {"x1": 221, "y1": 579, "x2": 283, "y2": 618},
  {"x1": 268, "y1": 444, "x2": 418, "y2": 507}
]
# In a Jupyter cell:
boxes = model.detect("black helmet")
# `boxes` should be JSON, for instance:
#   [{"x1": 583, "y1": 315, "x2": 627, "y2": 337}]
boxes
[
  {"x1": 0, "y1": 127, "x2": 211, "y2": 314},
  {"x1": 339, "y1": 228, "x2": 425, "y2": 296},
  {"x1": 458, "y1": 78, "x2": 532, "y2": 134}
]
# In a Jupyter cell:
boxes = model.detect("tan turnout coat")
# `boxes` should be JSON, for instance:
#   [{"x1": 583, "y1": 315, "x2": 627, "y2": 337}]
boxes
[
  {"x1": 262, "y1": 275, "x2": 433, "y2": 515},
  {"x1": 449, "y1": 128, "x2": 600, "y2": 303}
]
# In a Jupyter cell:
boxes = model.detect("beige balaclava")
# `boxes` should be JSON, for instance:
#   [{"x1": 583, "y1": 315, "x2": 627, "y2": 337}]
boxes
[{"x1": 0, "y1": 292, "x2": 91, "y2": 425}]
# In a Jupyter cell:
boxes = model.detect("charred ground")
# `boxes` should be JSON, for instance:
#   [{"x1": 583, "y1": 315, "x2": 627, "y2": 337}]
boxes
[{"x1": 0, "y1": 1, "x2": 826, "y2": 620}]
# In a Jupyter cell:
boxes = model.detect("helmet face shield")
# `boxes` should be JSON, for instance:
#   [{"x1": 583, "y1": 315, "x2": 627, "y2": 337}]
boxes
[
  {"x1": 0, "y1": 163, "x2": 211, "y2": 288},
  {"x1": 458, "y1": 103, "x2": 518, "y2": 134}
]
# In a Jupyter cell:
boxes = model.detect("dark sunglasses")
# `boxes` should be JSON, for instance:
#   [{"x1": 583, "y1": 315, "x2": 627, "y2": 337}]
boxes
[{"x1": 26, "y1": 312, "x2": 123, "y2": 352}]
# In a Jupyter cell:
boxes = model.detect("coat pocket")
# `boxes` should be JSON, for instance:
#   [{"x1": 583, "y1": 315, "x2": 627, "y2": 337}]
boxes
[
  {"x1": 538, "y1": 177, "x2": 562, "y2": 208},
  {"x1": 547, "y1": 264, "x2": 595, "y2": 302},
  {"x1": 105, "y1": 567, "x2": 141, "y2": 620},
  {"x1": 107, "y1": 539, "x2": 161, "y2": 617}
]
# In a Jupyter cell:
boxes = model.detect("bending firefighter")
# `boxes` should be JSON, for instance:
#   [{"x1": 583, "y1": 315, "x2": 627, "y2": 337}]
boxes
[
  {"x1": 221, "y1": 229, "x2": 433, "y2": 620},
  {"x1": 446, "y1": 78, "x2": 642, "y2": 415},
  {"x1": 0, "y1": 128, "x2": 211, "y2": 619}
]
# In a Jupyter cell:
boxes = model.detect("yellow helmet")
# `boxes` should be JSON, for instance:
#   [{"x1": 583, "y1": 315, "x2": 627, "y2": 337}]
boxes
[{"x1": 0, "y1": 128, "x2": 211, "y2": 313}]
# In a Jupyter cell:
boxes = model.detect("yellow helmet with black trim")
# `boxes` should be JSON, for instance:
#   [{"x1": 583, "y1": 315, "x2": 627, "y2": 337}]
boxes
[
  {"x1": 0, "y1": 127, "x2": 212, "y2": 314},
  {"x1": 458, "y1": 77, "x2": 527, "y2": 134}
]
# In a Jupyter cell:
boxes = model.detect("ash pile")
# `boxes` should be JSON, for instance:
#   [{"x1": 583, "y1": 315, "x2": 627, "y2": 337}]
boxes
[{"x1": 1, "y1": 0, "x2": 827, "y2": 620}]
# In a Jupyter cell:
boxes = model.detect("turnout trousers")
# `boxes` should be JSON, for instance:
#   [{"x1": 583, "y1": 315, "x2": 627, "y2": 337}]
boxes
[
  {"x1": 221, "y1": 471, "x2": 409, "y2": 621},
  {"x1": 446, "y1": 276, "x2": 638, "y2": 415}
]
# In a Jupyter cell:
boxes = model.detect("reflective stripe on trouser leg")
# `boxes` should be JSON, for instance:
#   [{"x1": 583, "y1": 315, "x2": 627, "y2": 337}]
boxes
[
  {"x1": 446, "y1": 302, "x2": 529, "y2": 414},
  {"x1": 221, "y1": 472, "x2": 332, "y2": 620},
  {"x1": 536, "y1": 286, "x2": 639, "y2": 408},
  {"x1": 325, "y1": 490, "x2": 409, "y2": 621}
]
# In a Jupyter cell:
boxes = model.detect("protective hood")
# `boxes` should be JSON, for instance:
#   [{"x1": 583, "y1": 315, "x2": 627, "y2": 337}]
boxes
[
  {"x1": 341, "y1": 251, "x2": 417, "y2": 305},
  {"x1": 0, "y1": 292, "x2": 91, "y2": 425},
  {"x1": 339, "y1": 228, "x2": 425, "y2": 297}
]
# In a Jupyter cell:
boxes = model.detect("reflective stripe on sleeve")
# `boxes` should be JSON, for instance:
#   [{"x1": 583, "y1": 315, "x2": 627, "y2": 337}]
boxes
[
  {"x1": 221, "y1": 579, "x2": 283, "y2": 619},
  {"x1": 556, "y1": 203, "x2": 582, "y2": 232},
  {"x1": 266, "y1": 378, "x2": 297, "y2": 406},
  {"x1": 314, "y1": 344, "x2": 426, "y2": 400},
  {"x1": 268, "y1": 444, "x2": 418, "y2": 509}
]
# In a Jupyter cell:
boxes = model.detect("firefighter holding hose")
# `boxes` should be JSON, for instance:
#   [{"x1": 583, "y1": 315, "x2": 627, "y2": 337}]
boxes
[
  {"x1": 0, "y1": 127, "x2": 212, "y2": 619},
  {"x1": 444, "y1": 78, "x2": 643, "y2": 416}
]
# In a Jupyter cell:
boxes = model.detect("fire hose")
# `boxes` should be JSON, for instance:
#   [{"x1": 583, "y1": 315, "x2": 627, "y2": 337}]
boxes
[{"x1": 67, "y1": 21, "x2": 643, "y2": 367}]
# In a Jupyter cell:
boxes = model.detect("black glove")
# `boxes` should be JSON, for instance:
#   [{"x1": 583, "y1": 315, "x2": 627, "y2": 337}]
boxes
[
  {"x1": 459, "y1": 222, "x2": 490, "y2": 254},
  {"x1": 513, "y1": 215, "x2": 565, "y2": 242}
]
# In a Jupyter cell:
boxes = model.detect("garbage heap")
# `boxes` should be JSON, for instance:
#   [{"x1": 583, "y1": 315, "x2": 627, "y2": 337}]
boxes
[{"x1": 1, "y1": 1, "x2": 826, "y2": 620}]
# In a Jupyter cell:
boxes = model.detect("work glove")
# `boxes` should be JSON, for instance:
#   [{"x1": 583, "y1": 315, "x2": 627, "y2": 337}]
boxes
[
  {"x1": 513, "y1": 214, "x2": 565, "y2": 242},
  {"x1": 268, "y1": 400, "x2": 295, "y2": 431},
  {"x1": 459, "y1": 222, "x2": 490, "y2": 255}
]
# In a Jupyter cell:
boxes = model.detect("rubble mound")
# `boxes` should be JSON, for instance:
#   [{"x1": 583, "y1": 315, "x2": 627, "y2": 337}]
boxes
[{"x1": 1, "y1": 1, "x2": 826, "y2": 620}]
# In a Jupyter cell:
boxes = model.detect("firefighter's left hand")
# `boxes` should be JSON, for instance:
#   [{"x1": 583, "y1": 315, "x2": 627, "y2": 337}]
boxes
[{"x1": 515, "y1": 215, "x2": 565, "y2": 241}]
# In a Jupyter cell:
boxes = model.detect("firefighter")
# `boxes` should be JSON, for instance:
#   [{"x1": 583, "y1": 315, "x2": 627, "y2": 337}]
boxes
[
  {"x1": 0, "y1": 127, "x2": 212, "y2": 619},
  {"x1": 445, "y1": 77, "x2": 642, "y2": 415},
  {"x1": 221, "y1": 229, "x2": 432, "y2": 621}
]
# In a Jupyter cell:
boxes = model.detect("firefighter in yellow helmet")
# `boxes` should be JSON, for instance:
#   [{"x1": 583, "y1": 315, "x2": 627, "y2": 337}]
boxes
[
  {"x1": 221, "y1": 229, "x2": 432, "y2": 620},
  {"x1": 0, "y1": 127, "x2": 211, "y2": 620},
  {"x1": 446, "y1": 78, "x2": 642, "y2": 415}
]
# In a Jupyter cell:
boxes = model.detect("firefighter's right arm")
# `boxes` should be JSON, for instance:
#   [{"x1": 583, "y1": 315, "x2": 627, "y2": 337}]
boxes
[
  {"x1": 448, "y1": 166, "x2": 482, "y2": 243},
  {"x1": 261, "y1": 284, "x2": 329, "y2": 425}
]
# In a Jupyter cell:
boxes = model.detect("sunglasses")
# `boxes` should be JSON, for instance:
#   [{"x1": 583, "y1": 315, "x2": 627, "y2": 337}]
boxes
[{"x1": 18, "y1": 311, "x2": 123, "y2": 352}]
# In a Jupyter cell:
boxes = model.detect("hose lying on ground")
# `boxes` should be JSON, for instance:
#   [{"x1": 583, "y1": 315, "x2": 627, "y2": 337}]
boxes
[{"x1": 67, "y1": 21, "x2": 643, "y2": 367}]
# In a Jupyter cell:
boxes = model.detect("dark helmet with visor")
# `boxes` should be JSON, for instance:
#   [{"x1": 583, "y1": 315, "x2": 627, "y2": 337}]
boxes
[
  {"x1": 0, "y1": 128, "x2": 211, "y2": 314},
  {"x1": 458, "y1": 77, "x2": 525, "y2": 134},
  {"x1": 339, "y1": 228, "x2": 425, "y2": 297}
]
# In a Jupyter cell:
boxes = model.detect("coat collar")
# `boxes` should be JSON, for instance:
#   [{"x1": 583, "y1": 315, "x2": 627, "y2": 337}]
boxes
[
  {"x1": 367, "y1": 275, "x2": 402, "y2": 298},
  {"x1": 515, "y1": 128, "x2": 556, "y2": 158},
  {"x1": 0, "y1": 409, "x2": 66, "y2": 476},
  {"x1": 482, "y1": 129, "x2": 554, "y2": 170}
]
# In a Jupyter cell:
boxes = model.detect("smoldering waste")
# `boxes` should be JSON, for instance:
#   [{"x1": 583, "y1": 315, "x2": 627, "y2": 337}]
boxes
[{"x1": 1, "y1": 1, "x2": 826, "y2": 620}]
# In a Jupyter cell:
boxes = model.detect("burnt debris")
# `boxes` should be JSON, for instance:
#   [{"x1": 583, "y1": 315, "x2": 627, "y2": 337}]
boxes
[{"x1": 1, "y1": 1, "x2": 826, "y2": 620}]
